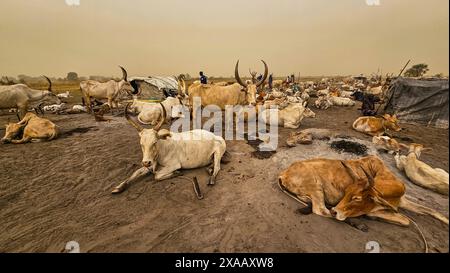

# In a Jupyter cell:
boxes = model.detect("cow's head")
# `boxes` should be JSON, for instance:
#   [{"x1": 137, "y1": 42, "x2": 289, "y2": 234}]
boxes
[
  {"x1": 303, "y1": 106, "x2": 316, "y2": 118},
  {"x1": 1, "y1": 123, "x2": 24, "y2": 143},
  {"x1": 331, "y1": 162, "x2": 398, "y2": 221},
  {"x1": 382, "y1": 114, "x2": 401, "y2": 132},
  {"x1": 117, "y1": 66, "x2": 135, "y2": 95},
  {"x1": 235, "y1": 60, "x2": 268, "y2": 106},
  {"x1": 408, "y1": 143, "x2": 432, "y2": 158},
  {"x1": 125, "y1": 103, "x2": 169, "y2": 172}
]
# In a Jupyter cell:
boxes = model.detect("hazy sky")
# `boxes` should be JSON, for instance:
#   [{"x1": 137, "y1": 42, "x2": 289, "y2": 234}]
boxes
[{"x1": 0, "y1": 0, "x2": 448, "y2": 78}]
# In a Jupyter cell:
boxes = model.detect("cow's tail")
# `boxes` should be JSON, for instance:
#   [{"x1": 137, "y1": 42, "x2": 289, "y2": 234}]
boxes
[
  {"x1": 400, "y1": 196, "x2": 449, "y2": 225},
  {"x1": 277, "y1": 175, "x2": 309, "y2": 207}
]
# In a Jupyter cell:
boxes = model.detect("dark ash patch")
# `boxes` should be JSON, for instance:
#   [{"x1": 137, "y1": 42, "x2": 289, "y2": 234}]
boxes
[{"x1": 331, "y1": 140, "x2": 368, "y2": 156}]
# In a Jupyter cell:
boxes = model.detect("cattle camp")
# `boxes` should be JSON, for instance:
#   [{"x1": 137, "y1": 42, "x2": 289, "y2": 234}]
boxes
[{"x1": 0, "y1": 1, "x2": 448, "y2": 255}]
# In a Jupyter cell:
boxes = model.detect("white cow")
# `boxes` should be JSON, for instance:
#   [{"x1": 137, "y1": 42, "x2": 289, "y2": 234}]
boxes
[
  {"x1": 0, "y1": 76, "x2": 61, "y2": 118},
  {"x1": 395, "y1": 144, "x2": 449, "y2": 196},
  {"x1": 80, "y1": 66, "x2": 134, "y2": 113},
  {"x1": 135, "y1": 97, "x2": 185, "y2": 125},
  {"x1": 112, "y1": 104, "x2": 227, "y2": 193},
  {"x1": 261, "y1": 101, "x2": 314, "y2": 129},
  {"x1": 329, "y1": 96, "x2": 356, "y2": 106}
]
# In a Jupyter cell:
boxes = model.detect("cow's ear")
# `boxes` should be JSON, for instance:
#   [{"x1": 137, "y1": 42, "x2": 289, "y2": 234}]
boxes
[
  {"x1": 382, "y1": 114, "x2": 390, "y2": 120},
  {"x1": 157, "y1": 129, "x2": 171, "y2": 140}
]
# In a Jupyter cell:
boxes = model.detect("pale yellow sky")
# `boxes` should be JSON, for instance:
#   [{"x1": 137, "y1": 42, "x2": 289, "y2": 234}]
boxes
[{"x1": 0, "y1": 0, "x2": 448, "y2": 78}]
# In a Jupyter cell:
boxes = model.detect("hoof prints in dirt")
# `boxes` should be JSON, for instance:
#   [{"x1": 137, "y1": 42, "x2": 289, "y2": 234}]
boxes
[{"x1": 330, "y1": 140, "x2": 368, "y2": 156}]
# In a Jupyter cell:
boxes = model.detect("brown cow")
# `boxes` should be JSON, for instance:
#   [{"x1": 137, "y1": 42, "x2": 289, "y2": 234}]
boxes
[
  {"x1": 278, "y1": 156, "x2": 448, "y2": 226},
  {"x1": 1, "y1": 112, "x2": 59, "y2": 144},
  {"x1": 352, "y1": 114, "x2": 401, "y2": 136}
]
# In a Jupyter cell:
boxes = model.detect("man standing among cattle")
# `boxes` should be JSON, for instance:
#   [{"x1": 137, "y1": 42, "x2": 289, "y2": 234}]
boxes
[{"x1": 199, "y1": 71, "x2": 208, "y2": 84}]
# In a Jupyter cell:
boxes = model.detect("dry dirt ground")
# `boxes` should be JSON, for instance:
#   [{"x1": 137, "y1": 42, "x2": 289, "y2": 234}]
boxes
[{"x1": 0, "y1": 101, "x2": 448, "y2": 253}]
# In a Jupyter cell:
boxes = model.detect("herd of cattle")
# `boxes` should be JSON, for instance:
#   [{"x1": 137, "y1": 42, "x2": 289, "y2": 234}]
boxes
[{"x1": 0, "y1": 61, "x2": 448, "y2": 251}]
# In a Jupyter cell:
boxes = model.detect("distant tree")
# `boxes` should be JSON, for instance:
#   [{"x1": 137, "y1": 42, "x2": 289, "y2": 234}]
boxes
[
  {"x1": 404, "y1": 63, "x2": 429, "y2": 78},
  {"x1": 433, "y1": 73, "x2": 444, "y2": 79},
  {"x1": 67, "y1": 72, "x2": 79, "y2": 81}
]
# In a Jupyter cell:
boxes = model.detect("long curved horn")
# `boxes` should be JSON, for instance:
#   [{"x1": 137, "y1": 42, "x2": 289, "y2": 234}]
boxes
[
  {"x1": 125, "y1": 103, "x2": 143, "y2": 132},
  {"x1": 119, "y1": 66, "x2": 128, "y2": 82},
  {"x1": 360, "y1": 165, "x2": 375, "y2": 187},
  {"x1": 235, "y1": 60, "x2": 247, "y2": 88},
  {"x1": 153, "y1": 103, "x2": 167, "y2": 131},
  {"x1": 42, "y1": 76, "x2": 52, "y2": 92},
  {"x1": 256, "y1": 60, "x2": 269, "y2": 87},
  {"x1": 341, "y1": 161, "x2": 360, "y2": 181}
]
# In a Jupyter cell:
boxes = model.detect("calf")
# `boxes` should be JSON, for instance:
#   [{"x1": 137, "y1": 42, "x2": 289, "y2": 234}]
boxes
[
  {"x1": 395, "y1": 144, "x2": 449, "y2": 196},
  {"x1": 329, "y1": 96, "x2": 355, "y2": 107},
  {"x1": 372, "y1": 136, "x2": 407, "y2": 154},
  {"x1": 1, "y1": 112, "x2": 59, "y2": 144},
  {"x1": 278, "y1": 156, "x2": 448, "y2": 226},
  {"x1": 352, "y1": 114, "x2": 401, "y2": 136}
]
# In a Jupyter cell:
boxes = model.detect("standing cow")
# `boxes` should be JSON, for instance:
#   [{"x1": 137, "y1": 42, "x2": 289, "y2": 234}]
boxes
[
  {"x1": 80, "y1": 66, "x2": 134, "y2": 113},
  {"x1": 0, "y1": 76, "x2": 61, "y2": 119}
]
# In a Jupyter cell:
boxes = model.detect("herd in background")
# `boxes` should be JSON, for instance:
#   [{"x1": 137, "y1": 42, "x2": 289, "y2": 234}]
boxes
[{"x1": 0, "y1": 62, "x2": 448, "y2": 251}]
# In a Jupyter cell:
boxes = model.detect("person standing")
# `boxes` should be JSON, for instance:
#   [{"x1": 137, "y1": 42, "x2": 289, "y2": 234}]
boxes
[{"x1": 199, "y1": 71, "x2": 208, "y2": 84}]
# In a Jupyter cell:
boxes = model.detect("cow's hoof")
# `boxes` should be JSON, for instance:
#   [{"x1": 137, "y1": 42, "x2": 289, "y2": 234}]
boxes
[
  {"x1": 207, "y1": 176, "x2": 215, "y2": 186},
  {"x1": 206, "y1": 167, "x2": 214, "y2": 176},
  {"x1": 111, "y1": 185, "x2": 126, "y2": 194}
]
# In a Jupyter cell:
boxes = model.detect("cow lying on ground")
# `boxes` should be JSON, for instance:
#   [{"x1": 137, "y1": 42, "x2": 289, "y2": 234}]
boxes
[
  {"x1": 328, "y1": 96, "x2": 355, "y2": 107},
  {"x1": 352, "y1": 114, "x2": 401, "y2": 136},
  {"x1": 372, "y1": 136, "x2": 407, "y2": 154},
  {"x1": 1, "y1": 112, "x2": 59, "y2": 144},
  {"x1": 261, "y1": 101, "x2": 315, "y2": 129},
  {"x1": 278, "y1": 156, "x2": 449, "y2": 226},
  {"x1": 286, "y1": 128, "x2": 336, "y2": 147},
  {"x1": 130, "y1": 97, "x2": 185, "y2": 125},
  {"x1": 395, "y1": 144, "x2": 449, "y2": 196},
  {"x1": 314, "y1": 95, "x2": 332, "y2": 110},
  {"x1": 112, "y1": 103, "x2": 227, "y2": 194}
]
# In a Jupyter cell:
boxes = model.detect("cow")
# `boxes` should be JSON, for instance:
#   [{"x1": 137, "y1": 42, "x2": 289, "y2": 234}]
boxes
[
  {"x1": 80, "y1": 66, "x2": 134, "y2": 113},
  {"x1": 111, "y1": 103, "x2": 227, "y2": 194},
  {"x1": 42, "y1": 103, "x2": 68, "y2": 114},
  {"x1": 353, "y1": 114, "x2": 401, "y2": 136},
  {"x1": 187, "y1": 60, "x2": 268, "y2": 111},
  {"x1": 395, "y1": 144, "x2": 449, "y2": 196},
  {"x1": 135, "y1": 97, "x2": 185, "y2": 125},
  {"x1": 314, "y1": 95, "x2": 332, "y2": 110},
  {"x1": 372, "y1": 136, "x2": 407, "y2": 154},
  {"x1": 1, "y1": 112, "x2": 59, "y2": 144},
  {"x1": 286, "y1": 128, "x2": 336, "y2": 147},
  {"x1": 260, "y1": 101, "x2": 314, "y2": 129},
  {"x1": 0, "y1": 76, "x2": 61, "y2": 119},
  {"x1": 329, "y1": 96, "x2": 356, "y2": 107},
  {"x1": 278, "y1": 156, "x2": 449, "y2": 227}
]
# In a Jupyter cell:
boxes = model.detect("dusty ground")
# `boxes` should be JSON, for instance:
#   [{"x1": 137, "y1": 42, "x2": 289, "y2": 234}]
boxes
[{"x1": 0, "y1": 101, "x2": 448, "y2": 253}]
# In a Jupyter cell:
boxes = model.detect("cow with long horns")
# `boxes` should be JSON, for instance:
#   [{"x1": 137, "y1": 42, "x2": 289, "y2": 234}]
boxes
[
  {"x1": 80, "y1": 66, "x2": 134, "y2": 113},
  {"x1": 187, "y1": 60, "x2": 269, "y2": 110},
  {"x1": 111, "y1": 103, "x2": 227, "y2": 194},
  {"x1": 0, "y1": 76, "x2": 61, "y2": 119}
]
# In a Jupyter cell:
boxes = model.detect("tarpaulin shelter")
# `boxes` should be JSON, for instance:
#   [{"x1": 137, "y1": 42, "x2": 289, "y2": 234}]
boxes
[
  {"x1": 129, "y1": 76, "x2": 178, "y2": 100},
  {"x1": 383, "y1": 77, "x2": 449, "y2": 129}
]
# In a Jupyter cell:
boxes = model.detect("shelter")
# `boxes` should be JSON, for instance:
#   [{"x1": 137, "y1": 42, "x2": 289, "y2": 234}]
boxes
[
  {"x1": 129, "y1": 76, "x2": 178, "y2": 100},
  {"x1": 383, "y1": 77, "x2": 449, "y2": 128}
]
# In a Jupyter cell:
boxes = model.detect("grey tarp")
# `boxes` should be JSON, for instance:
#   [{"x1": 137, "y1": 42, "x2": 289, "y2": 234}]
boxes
[
  {"x1": 384, "y1": 77, "x2": 449, "y2": 128},
  {"x1": 128, "y1": 76, "x2": 178, "y2": 100}
]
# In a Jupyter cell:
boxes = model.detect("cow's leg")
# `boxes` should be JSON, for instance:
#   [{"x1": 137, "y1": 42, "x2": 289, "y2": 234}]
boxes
[
  {"x1": 208, "y1": 150, "x2": 222, "y2": 186},
  {"x1": 107, "y1": 98, "x2": 114, "y2": 114},
  {"x1": 112, "y1": 167, "x2": 151, "y2": 194},
  {"x1": 154, "y1": 164, "x2": 182, "y2": 181},
  {"x1": 85, "y1": 95, "x2": 92, "y2": 113},
  {"x1": 366, "y1": 210, "x2": 410, "y2": 226},
  {"x1": 11, "y1": 136, "x2": 31, "y2": 144},
  {"x1": 310, "y1": 191, "x2": 332, "y2": 218}
]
